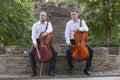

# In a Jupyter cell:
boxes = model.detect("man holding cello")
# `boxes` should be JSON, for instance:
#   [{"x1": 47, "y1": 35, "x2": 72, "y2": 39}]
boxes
[
  {"x1": 29, "y1": 11, "x2": 57, "y2": 77},
  {"x1": 65, "y1": 10, "x2": 94, "y2": 75}
]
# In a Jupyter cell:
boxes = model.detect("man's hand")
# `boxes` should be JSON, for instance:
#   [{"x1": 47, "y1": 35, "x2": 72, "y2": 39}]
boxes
[
  {"x1": 41, "y1": 32, "x2": 48, "y2": 37},
  {"x1": 67, "y1": 43, "x2": 72, "y2": 46},
  {"x1": 74, "y1": 28, "x2": 79, "y2": 32},
  {"x1": 34, "y1": 43, "x2": 41, "y2": 59},
  {"x1": 34, "y1": 43, "x2": 38, "y2": 49}
]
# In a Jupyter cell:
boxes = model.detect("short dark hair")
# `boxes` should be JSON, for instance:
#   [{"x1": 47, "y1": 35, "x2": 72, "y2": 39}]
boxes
[{"x1": 71, "y1": 9, "x2": 78, "y2": 13}]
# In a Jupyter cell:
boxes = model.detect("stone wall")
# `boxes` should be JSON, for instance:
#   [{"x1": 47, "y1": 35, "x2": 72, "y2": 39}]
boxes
[
  {"x1": 0, "y1": 46, "x2": 120, "y2": 75},
  {"x1": 0, "y1": 46, "x2": 30, "y2": 74}
]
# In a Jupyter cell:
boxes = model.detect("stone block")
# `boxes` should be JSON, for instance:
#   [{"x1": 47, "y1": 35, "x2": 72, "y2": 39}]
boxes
[{"x1": 0, "y1": 47, "x2": 5, "y2": 54}]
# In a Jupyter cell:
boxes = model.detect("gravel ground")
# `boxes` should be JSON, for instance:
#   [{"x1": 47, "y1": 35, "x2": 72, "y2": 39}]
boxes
[{"x1": 0, "y1": 70, "x2": 120, "y2": 80}]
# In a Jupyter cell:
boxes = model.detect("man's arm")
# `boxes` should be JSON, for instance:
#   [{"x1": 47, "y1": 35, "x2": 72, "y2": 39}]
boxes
[
  {"x1": 32, "y1": 24, "x2": 38, "y2": 48},
  {"x1": 79, "y1": 20, "x2": 89, "y2": 32},
  {"x1": 65, "y1": 22, "x2": 71, "y2": 46}
]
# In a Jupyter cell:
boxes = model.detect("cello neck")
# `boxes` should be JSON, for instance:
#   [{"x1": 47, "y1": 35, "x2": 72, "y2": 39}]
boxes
[{"x1": 79, "y1": 14, "x2": 82, "y2": 28}]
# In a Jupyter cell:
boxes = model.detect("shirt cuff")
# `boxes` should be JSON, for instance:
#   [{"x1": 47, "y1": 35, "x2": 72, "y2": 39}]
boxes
[
  {"x1": 67, "y1": 41, "x2": 70, "y2": 44},
  {"x1": 33, "y1": 41, "x2": 37, "y2": 45},
  {"x1": 79, "y1": 27, "x2": 83, "y2": 31},
  {"x1": 46, "y1": 31, "x2": 50, "y2": 33}
]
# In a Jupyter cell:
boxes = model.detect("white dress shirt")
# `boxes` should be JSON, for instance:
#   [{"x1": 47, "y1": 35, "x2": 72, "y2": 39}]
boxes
[
  {"x1": 32, "y1": 21, "x2": 53, "y2": 44},
  {"x1": 65, "y1": 19, "x2": 89, "y2": 44}
]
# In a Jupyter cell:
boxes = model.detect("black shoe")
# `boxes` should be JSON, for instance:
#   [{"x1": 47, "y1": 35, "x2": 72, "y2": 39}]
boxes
[
  {"x1": 84, "y1": 70, "x2": 92, "y2": 75},
  {"x1": 69, "y1": 69, "x2": 74, "y2": 75},
  {"x1": 48, "y1": 72, "x2": 55, "y2": 76},
  {"x1": 30, "y1": 74, "x2": 37, "y2": 77}
]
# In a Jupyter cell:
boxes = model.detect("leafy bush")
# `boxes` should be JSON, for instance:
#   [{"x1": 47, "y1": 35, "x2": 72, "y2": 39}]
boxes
[
  {"x1": 89, "y1": 41, "x2": 120, "y2": 47},
  {"x1": 0, "y1": 0, "x2": 35, "y2": 48}
]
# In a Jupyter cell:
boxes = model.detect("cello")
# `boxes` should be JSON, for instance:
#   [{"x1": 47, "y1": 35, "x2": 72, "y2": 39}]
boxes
[
  {"x1": 72, "y1": 14, "x2": 90, "y2": 61},
  {"x1": 35, "y1": 32, "x2": 53, "y2": 62},
  {"x1": 35, "y1": 15, "x2": 53, "y2": 62}
]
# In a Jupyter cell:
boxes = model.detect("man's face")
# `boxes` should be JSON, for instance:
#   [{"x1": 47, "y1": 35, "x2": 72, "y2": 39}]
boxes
[
  {"x1": 71, "y1": 11, "x2": 78, "y2": 20},
  {"x1": 39, "y1": 12, "x2": 47, "y2": 22}
]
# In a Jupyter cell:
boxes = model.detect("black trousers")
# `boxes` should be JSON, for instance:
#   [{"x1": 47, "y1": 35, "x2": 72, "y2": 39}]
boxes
[
  {"x1": 29, "y1": 40, "x2": 57, "y2": 74},
  {"x1": 66, "y1": 39, "x2": 94, "y2": 71}
]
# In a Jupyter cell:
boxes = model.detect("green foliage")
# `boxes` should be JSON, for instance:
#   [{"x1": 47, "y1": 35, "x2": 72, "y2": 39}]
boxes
[
  {"x1": 0, "y1": 0, "x2": 35, "y2": 47},
  {"x1": 0, "y1": 0, "x2": 120, "y2": 47},
  {"x1": 75, "y1": 0, "x2": 120, "y2": 47},
  {"x1": 89, "y1": 40, "x2": 120, "y2": 47},
  {"x1": 28, "y1": 0, "x2": 44, "y2": 2},
  {"x1": 45, "y1": 0, "x2": 75, "y2": 3}
]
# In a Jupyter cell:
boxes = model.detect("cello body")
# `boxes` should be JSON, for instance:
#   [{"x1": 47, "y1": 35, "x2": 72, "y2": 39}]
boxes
[
  {"x1": 35, "y1": 32, "x2": 53, "y2": 62},
  {"x1": 72, "y1": 31, "x2": 90, "y2": 61}
]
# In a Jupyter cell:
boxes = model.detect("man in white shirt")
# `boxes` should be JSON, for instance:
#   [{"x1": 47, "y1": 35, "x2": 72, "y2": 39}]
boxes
[
  {"x1": 65, "y1": 10, "x2": 94, "y2": 75},
  {"x1": 29, "y1": 11, "x2": 57, "y2": 77}
]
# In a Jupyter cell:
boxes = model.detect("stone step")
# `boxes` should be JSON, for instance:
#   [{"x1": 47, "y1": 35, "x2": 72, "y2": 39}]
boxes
[
  {"x1": 1, "y1": 46, "x2": 120, "y2": 75},
  {"x1": 0, "y1": 72, "x2": 120, "y2": 80},
  {"x1": 0, "y1": 52, "x2": 87, "y2": 75},
  {"x1": 1, "y1": 51, "x2": 120, "y2": 75}
]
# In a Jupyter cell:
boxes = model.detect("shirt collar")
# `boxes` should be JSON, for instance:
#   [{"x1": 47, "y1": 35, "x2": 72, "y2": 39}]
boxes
[
  {"x1": 71, "y1": 19, "x2": 80, "y2": 23},
  {"x1": 38, "y1": 20, "x2": 47, "y2": 24}
]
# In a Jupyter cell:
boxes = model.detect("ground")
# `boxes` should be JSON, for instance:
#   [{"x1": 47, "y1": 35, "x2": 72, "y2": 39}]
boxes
[{"x1": 0, "y1": 70, "x2": 120, "y2": 80}]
